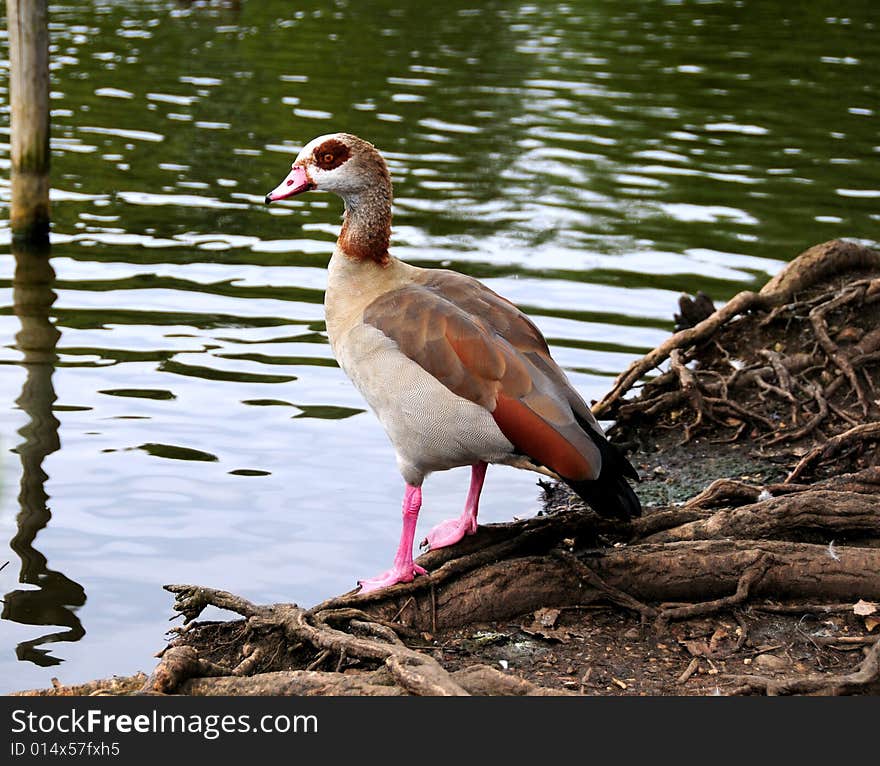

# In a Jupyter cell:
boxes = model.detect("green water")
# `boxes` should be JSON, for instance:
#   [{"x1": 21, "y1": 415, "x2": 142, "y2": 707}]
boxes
[{"x1": 0, "y1": 0, "x2": 877, "y2": 691}]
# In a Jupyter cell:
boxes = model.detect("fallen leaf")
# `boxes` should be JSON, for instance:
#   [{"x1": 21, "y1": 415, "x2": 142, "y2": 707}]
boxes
[
  {"x1": 835, "y1": 326, "x2": 863, "y2": 344},
  {"x1": 753, "y1": 653, "x2": 787, "y2": 671},
  {"x1": 708, "y1": 628, "x2": 729, "y2": 654},
  {"x1": 853, "y1": 599, "x2": 878, "y2": 617},
  {"x1": 866, "y1": 617, "x2": 879, "y2": 632},
  {"x1": 682, "y1": 639, "x2": 709, "y2": 657},
  {"x1": 535, "y1": 607, "x2": 561, "y2": 627},
  {"x1": 521, "y1": 608, "x2": 571, "y2": 642}
]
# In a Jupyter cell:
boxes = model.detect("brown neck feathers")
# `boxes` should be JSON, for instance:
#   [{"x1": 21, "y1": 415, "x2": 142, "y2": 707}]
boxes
[
  {"x1": 339, "y1": 202, "x2": 391, "y2": 267},
  {"x1": 337, "y1": 141, "x2": 392, "y2": 267}
]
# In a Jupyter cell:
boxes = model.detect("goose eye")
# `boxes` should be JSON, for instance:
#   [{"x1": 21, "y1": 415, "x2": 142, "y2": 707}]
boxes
[{"x1": 313, "y1": 140, "x2": 350, "y2": 169}]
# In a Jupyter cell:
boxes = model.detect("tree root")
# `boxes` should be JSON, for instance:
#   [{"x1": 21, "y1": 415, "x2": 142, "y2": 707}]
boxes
[
  {"x1": 727, "y1": 637, "x2": 880, "y2": 696},
  {"x1": 177, "y1": 663, "x2": 572, "y2": 697},
  {"x1": 785, "y1": 423, "x2": 880, "y2": 483},
  {"x1": 145, "y1": 584, "x2": 578, "y2": 696},
  {"x1": 552, "y1": 550, "x2": 658, "y2": 620},
  {"x1": 595, "y1": 240, "x2": 880, "y2": 418},
  {"x1": 596, "y1": 240, "x2": 880, "y2": 460},
  {"x1": 11, "y1": 673, "x2": 148, "y2": 697},
  {"x1": 643, "y1": 490, "x2": 880, "y2": 543},
  {"x1": 181, "y1": 668, "x2": 407, "y2": 696},
  {"x1": 674, "y1": 468, "x2": 880, "y2": 514},
  {"x1": 167, "y1": 537, "x2": 880, "y2": 637},
  {"x1": 141, "y1": 532, "x2": 880, "y2": 697},
  {"x1": 809, "y1": 283, "x2": 876, "y2": 415},
  {"x1": 653, "y1": 552, "x2": 773, "y2": 631},
  {"x1": 140, "y1": 646, "x2": 231, "y2": 695}
]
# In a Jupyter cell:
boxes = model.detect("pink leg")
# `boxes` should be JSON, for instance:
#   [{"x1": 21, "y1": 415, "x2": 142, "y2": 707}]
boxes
[
  {"x1": 421, "y1": 462, "x2": 487, "y2": 551},
  {"x1": 358, "y1": 484, "x2": 428, "y2": 593}
]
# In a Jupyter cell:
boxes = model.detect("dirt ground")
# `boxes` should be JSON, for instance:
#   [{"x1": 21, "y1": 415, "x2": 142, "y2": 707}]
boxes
[{"x1": 433, "y1": 605, "x2": 874, "y2": 696}]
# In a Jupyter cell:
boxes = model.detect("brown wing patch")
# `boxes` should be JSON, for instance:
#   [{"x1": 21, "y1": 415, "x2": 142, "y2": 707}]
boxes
[
  {"x1": 445, "y1": 318, "x2": 505, "y2": 384},
  {"x1": 420, "y1": 271, "x2": 550, "y2": 356}
]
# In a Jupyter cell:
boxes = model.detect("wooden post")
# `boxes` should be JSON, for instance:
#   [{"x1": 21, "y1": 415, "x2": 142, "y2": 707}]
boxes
[{"x1": 8, "y1": 0, "x2": 51, "y2": 244}]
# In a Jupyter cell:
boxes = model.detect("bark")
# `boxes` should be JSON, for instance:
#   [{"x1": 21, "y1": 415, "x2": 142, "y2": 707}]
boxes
[{"x1": 643, "y1": 491, "x2": 880, "y2": 543}]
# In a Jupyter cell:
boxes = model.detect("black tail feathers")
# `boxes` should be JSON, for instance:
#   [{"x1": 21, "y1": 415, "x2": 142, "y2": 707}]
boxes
[
  {"x1": 565, "y1": 418, "x2": 642, "y2": 519},
  {"x1": 563, "y1": 470, "x2": 641, "y2": 520}
]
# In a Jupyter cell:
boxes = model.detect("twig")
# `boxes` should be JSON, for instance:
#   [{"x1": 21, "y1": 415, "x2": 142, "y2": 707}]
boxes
[
  {"x1": 733, "y1": 610, "x2": 749, "y2": 652},
  {"x1": 751, "y1": 603, "x2": 858, "y2": 615},
  {"x1": 305, "y1": 649, "x2": 333, "y2": 672},
  {"x1": 579, "y1": 666, "x2": 593, "y2": 694},
  {"x1": 809, "y1": 286, "x2": 872, "y2": 415},
  {"x1": 676, "y1": 657, "x2": 700, "y2": 685},
  {"x1": 390, "y1": 597, "x2": 416, "y2": 625},
  {"x1": 810, "y1": 636, "x2": 878, "y2": 648}
]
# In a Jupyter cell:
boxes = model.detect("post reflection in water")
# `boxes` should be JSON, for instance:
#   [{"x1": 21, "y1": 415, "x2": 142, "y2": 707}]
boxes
[{"x1": 2, "y1": 242, "x2": 86, "y2": 667}]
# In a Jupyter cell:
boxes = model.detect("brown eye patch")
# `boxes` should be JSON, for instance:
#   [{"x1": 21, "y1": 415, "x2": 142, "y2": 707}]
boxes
[{"x1": 313, "y1": 139, "x2": 351, "y2": 170}]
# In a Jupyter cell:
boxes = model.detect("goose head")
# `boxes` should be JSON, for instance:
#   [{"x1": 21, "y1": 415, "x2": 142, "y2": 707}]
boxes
[{"x1": 265, "y1": 132, "x2": 390, "y2": 206}]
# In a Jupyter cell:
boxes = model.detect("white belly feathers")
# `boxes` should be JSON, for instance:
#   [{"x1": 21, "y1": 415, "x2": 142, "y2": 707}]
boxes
[{"x1": 332, "y1": 323, "x2": 515, "y2": 486}]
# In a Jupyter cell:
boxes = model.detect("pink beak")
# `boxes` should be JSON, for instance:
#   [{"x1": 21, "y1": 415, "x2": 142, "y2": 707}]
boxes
[{"x1": 265, "y1": 165, "x2": 315, "y2": 203}]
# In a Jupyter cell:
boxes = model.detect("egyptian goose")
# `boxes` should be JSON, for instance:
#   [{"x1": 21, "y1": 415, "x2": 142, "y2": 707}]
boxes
[{"x1": 266, "y1": 133, "x2": 641, "y2": 592}]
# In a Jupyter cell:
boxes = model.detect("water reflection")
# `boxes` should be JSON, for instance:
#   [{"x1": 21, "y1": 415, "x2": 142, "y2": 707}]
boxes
[{"x1": 2, "y1": 244, "x2": 86, "y2": 667}]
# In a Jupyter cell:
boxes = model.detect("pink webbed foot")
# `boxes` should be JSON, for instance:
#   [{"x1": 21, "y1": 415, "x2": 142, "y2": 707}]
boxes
[
  {"x1": 420, "y1": 462, "x2": 487, "y2": 552},
  {"x1": 358, "y1": 483, "x2": 426, "y2": 593},
  {"x1": 358, "y1": 563, "x2": 427, "y2": 594},
  {"x1": 420, "y1": 514, "x2": 477, "y2": 551}
]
